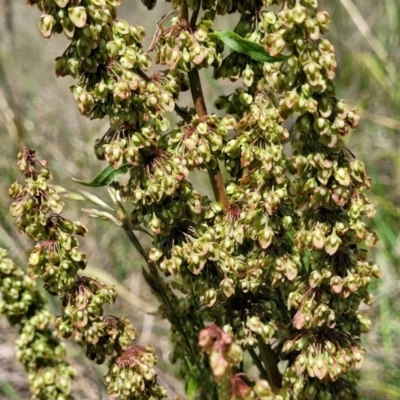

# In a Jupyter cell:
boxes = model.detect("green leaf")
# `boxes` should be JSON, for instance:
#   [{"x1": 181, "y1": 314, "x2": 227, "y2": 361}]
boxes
[
  {"x1": 211, "y1": 30, "x2": 288, "y2": 62},
  {"x1": 184, "y1": 356, "x2": 197, "y2": 376},
  {"x1": 0, "y1": 382, "x2": 22, "y2": 400},
  {"x1": 72, "y1": 165, "x2": 129, "y2": 187},
  {"x1": 187, "y1": 378, "x2": 199, "y2": 400}
]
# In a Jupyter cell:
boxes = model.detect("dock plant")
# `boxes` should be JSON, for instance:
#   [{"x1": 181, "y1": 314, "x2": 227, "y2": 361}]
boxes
[{"x1": 1, "y1": 0, "x2": 381, "y2": 398}]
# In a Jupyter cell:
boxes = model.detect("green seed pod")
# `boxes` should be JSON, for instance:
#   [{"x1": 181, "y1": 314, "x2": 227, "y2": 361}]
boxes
[
  {"x1": 39, "y1": 14, "x2": 56, "y2": 38},
  {"x1": 68, "y1": 6, "x2": 87, "y2": 28}
]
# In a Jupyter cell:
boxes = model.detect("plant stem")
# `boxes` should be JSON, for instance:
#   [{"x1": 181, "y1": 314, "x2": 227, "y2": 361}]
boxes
[
  {"x1": 188, "y1": 69, "x2": 230, "y2": 210},
  {"x1": 122, "y1": 220, "x2": 196, "y2": 354},
  {"x1": 189, "y1": 0, "x2": 201, "y2": 27},
  {"x1": 181, "y1": 1, "x2": 230, "y2": 211},
  {"x1": 182, "y1": 4, "x2": 282, "y2": 393},
  {"x1": 258, "y1": 341, "x2": 282, "y2": 393},
  {"x1": 120, "y1": 210, "x2": 218, "y2": 397},
  {"x1": 122, "y1": 221, "x2": 148, "y2": 261},
  {"x1": 248, "y1": 348, "x2": 269, "y2": 381}
]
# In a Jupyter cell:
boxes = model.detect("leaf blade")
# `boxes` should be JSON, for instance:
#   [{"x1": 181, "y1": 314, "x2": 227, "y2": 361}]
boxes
[
  {"x1": 72, "y1": 164, "x2": 129, "y2": 187},
  {"x1": 187, "y1": 378, "x2": 199, "y2": 400},
  {"x1": 211, "y1": 30, "x2": 288, "y2": 62}
]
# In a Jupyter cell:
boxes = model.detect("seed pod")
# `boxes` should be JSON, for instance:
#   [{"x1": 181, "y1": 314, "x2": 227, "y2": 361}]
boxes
[
  {"x1": 68, "y1": 6, "x2": 87, "y2": 28},
  {"x1": 39, "y1": 14, "x2": 56, "y2": 38}
]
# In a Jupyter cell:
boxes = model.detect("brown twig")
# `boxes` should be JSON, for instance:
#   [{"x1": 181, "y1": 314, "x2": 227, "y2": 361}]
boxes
[{"x1": 181, "y1": 1, "x2": 230, "y2": 211}]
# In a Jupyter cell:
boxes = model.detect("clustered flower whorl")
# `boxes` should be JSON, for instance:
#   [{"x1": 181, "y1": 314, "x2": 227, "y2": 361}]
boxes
[
  {"x1": 21, "y1": 0, "x2": 381, "y2": 399},
  {"x1": 0, "y1": 249, "x2": 75, "y2": 400},
  {"x1": 8, "y1": 147, "x2": 166, "y2": 399}
]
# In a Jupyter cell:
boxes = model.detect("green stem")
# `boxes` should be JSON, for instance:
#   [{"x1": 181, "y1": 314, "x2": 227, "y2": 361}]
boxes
[
  {"x1": 174, "y1": 103, "x2": 192, "y2": 122},
  {"x1": 258, "y1": 341, "x2": 282, "y2": 393},
  {"x1": 122, "y1": 221, "x2": 148, "y2": 260},
  {"x1": 121, "y1": 214, "x2": 213, "y2": 394},
  {"x1": 122, "y1": 221, "x2": 193, "y2": 349},
  {"x1": 189, "y1": 0, "x2": 201, "y2": 27},
  {"x1": 248, "y1": 348, "x2": 269, "y2": 381}
]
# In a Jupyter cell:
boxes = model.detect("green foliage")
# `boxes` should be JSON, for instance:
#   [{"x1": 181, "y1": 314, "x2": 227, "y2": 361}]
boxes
[
  {"x1": 8, "y1": 148, "x2": 166, "y2": 399},
  {"x1": 0, "y1": 249, "x2": 74, "y2": 399},
  {"x1": 0, "y1": 0, "x2": 389, "y2": 399},
  {"x1": 210, "y1": 31, "x2": 289, "y2": 62},
  {"x1": 72, "y1": 164, "x2": 130, "y2": 187}
]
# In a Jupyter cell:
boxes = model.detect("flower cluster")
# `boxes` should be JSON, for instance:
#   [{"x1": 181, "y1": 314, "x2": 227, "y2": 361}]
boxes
[
  {"x1": 0, "y1": 248, "x2": 75, "y2": 400},
  {"x1": 199, "y1": 324, "x2": 243, "y2": 378},
  {"x1": 106, "y1": 345, "x2": 162, "y2": 399},
  {"x1": 168, "y1": 114, "x2": 234, "y2": 169},
  {"x1": 213, "y1": 0, "x2": 379, "y2": 397},
  {"x1": 24, "y1": 0, "x2": 380, "y2": 399},
  {"x1": 201, "y1": 0, "x2": 378, "y2": 396},
  {"x1": 9, "y1": 148, "x2": 166, "y2": 399},
  {"x1": 153, "y1": 12, "x2": 222, "y2": 71},
  {"x1": 199, "y1": 325, "x2": 278, "y2": 400}
]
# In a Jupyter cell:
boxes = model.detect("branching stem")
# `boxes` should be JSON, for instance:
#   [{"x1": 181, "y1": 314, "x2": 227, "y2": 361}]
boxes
[
  {"x1": 120, "y1": 210, "x2": 218, "y2": 398},
  {"x1": 248, "y1": 348, "x2": 269, "y2": 381},
  {"x1": 181, "y1": 1, "x2": 230, "y2": 211},
  {"x1": 258, "y1": 341, "x2": 282, "y2": 393},
  {"x1": 188, "y1": 69, "x2": 230, "y2": 210}
]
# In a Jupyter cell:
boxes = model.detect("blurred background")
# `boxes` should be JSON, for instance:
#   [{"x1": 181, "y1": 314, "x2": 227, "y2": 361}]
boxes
[{"x1": 0, "y1": 0, "x2": 399, "y2": 398}]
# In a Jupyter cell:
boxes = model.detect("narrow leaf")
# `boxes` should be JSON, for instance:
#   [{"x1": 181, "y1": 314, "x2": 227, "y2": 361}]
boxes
[
  {"x1": 184, "y1": 357, "x2": 197, "y2": 377},
  {"x1": 187, "y1": 378, "x2": 199, "y2": 400},
  {"x1": 81, "y1": 208, "x2": 123, "y2": 226},
  {"x1": 79, "y1": 190, "x2": 114, "y2": 210},
  {"x1": 211, "y1": 30, "x2": 288, "y2": 62},
  {"x1": 72, "y1": 165, "x2": 129, "y2": 187}
]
